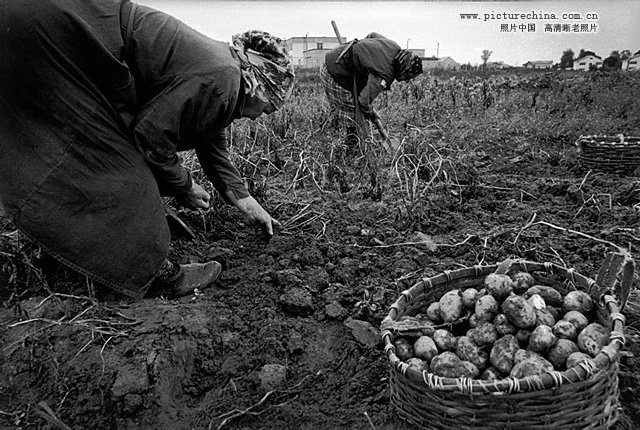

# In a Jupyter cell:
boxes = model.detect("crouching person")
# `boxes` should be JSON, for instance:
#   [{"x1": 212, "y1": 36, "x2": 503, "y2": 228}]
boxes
[{"x1": 0, "y1": 0, "x2": 294, "y2": 299}]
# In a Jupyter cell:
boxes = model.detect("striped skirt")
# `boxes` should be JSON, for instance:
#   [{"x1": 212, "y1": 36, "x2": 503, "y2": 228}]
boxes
[{"x1": 320, "y1": 63, "x2": 357, "y2": 129}]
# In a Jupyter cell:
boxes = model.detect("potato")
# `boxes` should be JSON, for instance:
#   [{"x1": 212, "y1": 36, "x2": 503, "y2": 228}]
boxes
[
  {"x1": 553, "y1": 320, "x2": 578, "y2": 341},
  {"x1": 475, "y1": 295, "x2": 499, "y2": 322},
  {"x1": 577, "y1": 323, "x2": 609, "y2": 357},
  {"x1": 516, "y1": 329, "x2": 531, "y2": 346},
  {"x1": 430, "y1": 352, "x2": 476, "y2": 378},
  {"x1": 426, "y1": 302, "x2": 442, "y2": 323},
  {"x1": 494, "y1": 314, "x2": 517, "y2": 335},
  {"x1": 563, "y1": 291, "x2": 594, "y2": 314},
  {"x1": 481, "y1": 367, "x2": 502, "y2": 381},
  {"x1": 510, "y1": 356, "x2": 554, "y2": 378},
  {"x1": 473, "y1": 322, "x2": 498, "y2": 346},
  {"x1": 547, "y1": 339, "x2": 579, "y2": 369},
  {"x1": 439, "y1": 290, "x2": 463, "y2": 323},
  {"x1": 510, "y1": 271, "x2": 535, "y2": 294},
  {"x1": 546, "y1": 306, "x2": 561, "y2": 321},
  {"x1": 406, "y1": 357, "x2": 428, "y2": 372},
  {"x1": 461, "y1": 288, "x2": 479, "y2": 309},
  {"x1": 456, "y1": 336, "x2": 487, "y2": 370},
  {"x1": 484, "y1": 273, "x2": 514, "y2": 300},
  {"x1": 566, "y1": 351, "x2": 593, "y2": 369},
  {"x1": 429, "y1": 351, "x2": 480, "y2": 378},
  {"x1": 563, "y1": 310, "x2": 589, "y2": 332},
  {"x1": 515, "y1": 349, "x2": 543, "y2": 364},
  {"x1": 528, "y1": 325, "x2": 557, "y2": 352},
  {"x1": 490, "y1": 334, "x2": 519, "y2": 374},
  {"x1": 468, "y1": 313, "x2": 481, "y2": 328},
  {"x1": 535, "y1": 308, "x2": 556, "y2": 327},
  {"x1": 433, "y1": 329, "x2": 457, "y2": 351},
  {"x1": 460, "y1": 361, "x2": 480, "y2": 379},
  {"x1": 501, "y1": 295, "x2": 536, "y2": 329},
  {"x1": 527, "y1": 293, "x2": 546, "y2": 310},
  {"x1": 524, "y1": 285, "x2": 563, "y2": 307},
  {"x1": 413, "y1": 336, "x2": 438, "y2": 363},
  {"x1": 394, "y1": 338, "x2": 414, "y2": 360}
]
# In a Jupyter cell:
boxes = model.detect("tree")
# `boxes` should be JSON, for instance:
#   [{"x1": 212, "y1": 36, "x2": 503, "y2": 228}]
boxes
[
  {"x1": 578, "y1": 49, "x2": 596, "y2": 59},
  {"x1": 603, "y1": 53, "x2": 622, "y2": 70},
  {"x1": 559, "y1": 49, "x2": 574, "y2": 69},
  {"x1": 620, "y1": 50, "x2": 632, "y2": 60},
  {"x1": 481, "y1": 50, "x2": 492, "y2": 69}
]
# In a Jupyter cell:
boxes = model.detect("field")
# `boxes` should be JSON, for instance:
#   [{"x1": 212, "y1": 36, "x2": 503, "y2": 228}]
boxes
[{"x1": 1, "y1": 68, "x2": 640, "y2": 430}]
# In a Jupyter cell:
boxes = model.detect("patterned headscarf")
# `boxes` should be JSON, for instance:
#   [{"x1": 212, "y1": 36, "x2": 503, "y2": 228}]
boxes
[
  {"x1": 394, "y1": 49, "x2": 423, "y2": 81},
  {"x1": 232, "y1": 30, "x2": 295, "y2": 109}
]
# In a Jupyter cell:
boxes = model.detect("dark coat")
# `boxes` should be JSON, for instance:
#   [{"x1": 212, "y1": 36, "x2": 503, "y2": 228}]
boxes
[{"x1": 0, "y1": 0, "x2": 246, "y2": 296}]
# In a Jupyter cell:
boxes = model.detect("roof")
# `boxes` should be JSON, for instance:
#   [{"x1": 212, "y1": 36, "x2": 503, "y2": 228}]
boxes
[
  {"x1": 525, "y1": 60, "x2": 553, "y2": 64},
  {"x1": 574, "y1": 54, "x2": 602, "y2": 62},
  {"x1": 421, "y1": 56, "x2": 458, "y2": 63},
  {"x1": 285, "y1": 36, "x2": 344, "y2": 43}
]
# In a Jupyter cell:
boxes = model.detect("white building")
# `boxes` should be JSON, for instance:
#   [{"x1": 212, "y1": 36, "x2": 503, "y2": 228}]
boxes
[
  {"x1": 573, "y1": 54, "x2": 602, "y2": 71},
  {"x1": 284, "y1": 36, "x2": 345, "y2": 68},
  {"x1": 523, "y1": 60, "x2": 554, "y2": 69},
  {"x1": 302, "y1": 48, "x2": 332, "y2": 69},
  {"x1": 421, "y1": 56, "x2": 460, "y2": 70},
  {"x1": 623, "y1": 53, "x2": 640, "y2": 71}
]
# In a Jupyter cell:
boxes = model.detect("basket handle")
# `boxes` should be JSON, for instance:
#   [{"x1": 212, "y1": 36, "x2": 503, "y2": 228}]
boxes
[{"x1": 595, "y1": 251, "x2": 635, "y2": 311}]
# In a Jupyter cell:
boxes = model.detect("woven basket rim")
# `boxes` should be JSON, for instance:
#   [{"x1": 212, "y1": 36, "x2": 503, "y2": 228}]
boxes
[
  {"x1": 381, "y1": 259, "x2": 627, "y2": 395},
  {"x1": 576, "y1": 134, "x2": 640, "y2": 147}
]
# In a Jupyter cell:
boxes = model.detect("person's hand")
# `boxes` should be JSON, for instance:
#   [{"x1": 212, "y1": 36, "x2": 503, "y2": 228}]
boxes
[
  {"x1": 234, "y1": 195, "x2": 280, "y2": 238},
  {"x1": 177, "y1": 181, "x2": 210, "y2": 210},
  {"x1": 365, "y1": 108, "x2": 381, "y2": 122}
]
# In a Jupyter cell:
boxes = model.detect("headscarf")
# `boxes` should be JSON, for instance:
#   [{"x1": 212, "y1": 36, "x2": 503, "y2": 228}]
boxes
[
  {"x1": 231, "y1": 30, "x2": 295, "y2": 110},
  {"x1": 393, "y1": 49, "x2": 423, "y2": 81}
]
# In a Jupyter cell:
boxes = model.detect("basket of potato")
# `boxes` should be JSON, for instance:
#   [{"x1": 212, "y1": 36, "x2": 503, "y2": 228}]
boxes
[{"x1": 381, "y1": 253, "x2": 634, "y2": 430}]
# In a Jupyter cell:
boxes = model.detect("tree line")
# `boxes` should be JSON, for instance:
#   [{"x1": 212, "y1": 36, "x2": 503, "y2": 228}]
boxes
[{"x1": 559, "y1": 48, "x2": 639, "y2": 70}]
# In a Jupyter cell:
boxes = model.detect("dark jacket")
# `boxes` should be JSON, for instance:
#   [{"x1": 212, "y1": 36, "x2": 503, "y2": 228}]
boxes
[
  {"x1": 325, "y1": 35, "x2": 401, "y2": 113},
  {"x1": 0, "y1": 0, "x2": 247, "y2": 296},
  {"x1": 122, "y1": 2, "x2": 249, "y2": 201}
]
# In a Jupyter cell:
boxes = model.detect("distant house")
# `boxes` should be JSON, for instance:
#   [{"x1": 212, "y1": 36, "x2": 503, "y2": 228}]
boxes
[
  {"x1": 421, "y1": 56, "x2": 460, "y2": 70},
  {"x1": 523, "y1": 60, "x2": 553, "y2": 69},
  {"x1": 622, "y1": 52, "x2": 640, "y2": 71},
  {"x1": 573, "y1": 54, "x2": 602, "y2": 71},
  {"x1": 487, "y1": 61, "x2": 512, "y2": 70},
  {"x1": 284, "y1": 36, "x2": 345, "y2": 68},
  {"x1": 302, "y1": 48, "x2": 331, "y2": 69}
]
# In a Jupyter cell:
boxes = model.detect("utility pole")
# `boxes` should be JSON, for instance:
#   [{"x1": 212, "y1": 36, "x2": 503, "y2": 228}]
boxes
[{"x1": 436, "y1": 41, "x2": 440, "y2": 58}]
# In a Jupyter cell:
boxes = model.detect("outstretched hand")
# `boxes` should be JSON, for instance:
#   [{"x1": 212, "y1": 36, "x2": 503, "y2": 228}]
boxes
[
  {"x1": 234, "y1": 195, "x2": 280, "y2": 239},
  {"x1": 177, "y1": 181, "x2": 211, "y2": 210}
]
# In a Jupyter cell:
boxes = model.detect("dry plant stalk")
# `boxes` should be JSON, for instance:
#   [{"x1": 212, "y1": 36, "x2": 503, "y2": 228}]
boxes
[{"x1": 513, "y1": 213, "x2": 629, "y2": 255}]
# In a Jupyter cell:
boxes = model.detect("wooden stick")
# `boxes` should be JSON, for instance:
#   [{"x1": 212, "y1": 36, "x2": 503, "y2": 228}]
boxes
[{"x1": 331, "y1": 20, "x2": 343, "y2": 44}]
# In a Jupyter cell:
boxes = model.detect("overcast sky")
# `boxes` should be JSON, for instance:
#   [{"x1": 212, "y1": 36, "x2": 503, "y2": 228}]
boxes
[{"x1": 137, "y1": 1, "x2": 640, "y2": 66}]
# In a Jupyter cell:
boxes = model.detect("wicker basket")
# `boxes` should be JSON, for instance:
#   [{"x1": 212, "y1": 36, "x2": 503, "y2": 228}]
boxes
[
  {"x1": 381, "y1": 258, "x2": 630, "y2": 430},
  {"x1": 576, "y1": 134, "x2": 640, "y2": 175}
]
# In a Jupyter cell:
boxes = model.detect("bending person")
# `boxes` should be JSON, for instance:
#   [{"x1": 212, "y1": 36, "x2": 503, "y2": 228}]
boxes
[
  {"x1": 0, "y1": 1, "x2": 294, "y2": 299},
  {"x1": 320, "y1": 32, "x2": 423, "y2": 145}
]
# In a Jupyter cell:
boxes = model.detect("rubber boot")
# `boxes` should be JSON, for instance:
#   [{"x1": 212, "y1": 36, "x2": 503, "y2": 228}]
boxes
[{"x1": 148, "y1": 260, "x2": 222, "y2": 298}]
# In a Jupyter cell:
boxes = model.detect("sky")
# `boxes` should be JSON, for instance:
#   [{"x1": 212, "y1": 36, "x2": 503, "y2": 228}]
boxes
[{"x1": 137, "y1": 1, "x2": 640, "y2": 66}]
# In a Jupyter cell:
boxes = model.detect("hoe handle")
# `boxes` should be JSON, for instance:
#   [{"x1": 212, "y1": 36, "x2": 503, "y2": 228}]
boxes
[{"x1": 331, "y1": 20, "x2": 343, "y2": 44}]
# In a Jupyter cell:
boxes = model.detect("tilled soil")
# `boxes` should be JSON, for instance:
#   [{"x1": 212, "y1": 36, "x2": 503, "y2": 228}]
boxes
[{"x1": 1, "y1": 119, "x2": 640, "y2": 429}]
